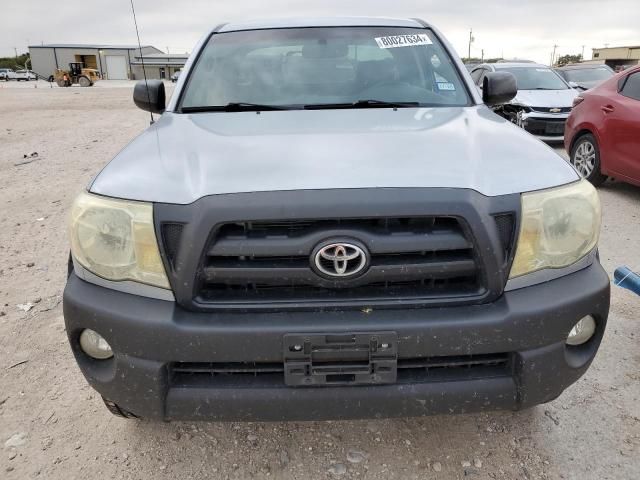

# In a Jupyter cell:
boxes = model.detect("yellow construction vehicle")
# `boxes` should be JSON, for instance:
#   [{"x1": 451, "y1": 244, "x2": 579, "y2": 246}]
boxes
[{"x1": 53, "y1": 62, "x2": 99, "y2": 87}]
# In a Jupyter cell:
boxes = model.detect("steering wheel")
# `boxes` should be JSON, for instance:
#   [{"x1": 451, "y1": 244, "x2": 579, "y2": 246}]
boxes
[
  {"x1": 361, "y1": 80, "x2": 449, "y2": 103},
  {"x1": 366, "y1": 80, "x2": 414, "y2": 90}
]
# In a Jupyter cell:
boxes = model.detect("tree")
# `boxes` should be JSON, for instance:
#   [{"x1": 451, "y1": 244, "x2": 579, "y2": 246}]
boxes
[
  {"x1": 556, "y1": 54, "x2": 582, "y2": 66},
  {"x1": 0, "y1": 52, "x2": 30, "y2": 70}
]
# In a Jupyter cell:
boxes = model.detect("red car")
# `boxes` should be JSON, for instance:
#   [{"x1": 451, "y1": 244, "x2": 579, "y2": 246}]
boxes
[{"x1": 565, "y1": 65, "x2": 640, "y2": 186}]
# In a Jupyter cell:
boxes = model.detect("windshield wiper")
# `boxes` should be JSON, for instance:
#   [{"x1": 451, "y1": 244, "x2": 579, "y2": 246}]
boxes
[
  {"x1": 182, "y1": 102, "x2": 289, "y2": 113},
  {"x1": 304, "y1": 99, "x2": 420, "y2": 110}
]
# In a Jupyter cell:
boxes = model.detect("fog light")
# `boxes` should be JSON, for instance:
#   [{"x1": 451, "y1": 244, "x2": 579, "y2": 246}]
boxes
[
  {"x1": 79, "y1": 329, "x2": 113, "y2": 359},
  {"x1": 566, "y1": 316, "x2": 596, "y2": 346}
]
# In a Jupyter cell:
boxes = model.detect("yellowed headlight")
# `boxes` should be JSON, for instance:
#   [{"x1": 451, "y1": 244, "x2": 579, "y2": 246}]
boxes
[
  {"x1": 509, "y1": 180, "x2": 601, "y2": 279},
  {"x1": 69, "y1": 192, "x2": 170, "y2": 289}
]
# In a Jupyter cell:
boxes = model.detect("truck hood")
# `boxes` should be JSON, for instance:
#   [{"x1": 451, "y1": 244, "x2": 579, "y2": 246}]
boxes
[
  {"x1": 90, "y1": 105, "x2": 578, "y2": 204},
  {"x1": 510, "y1": 88, "x2": 578, "y2": 108}
]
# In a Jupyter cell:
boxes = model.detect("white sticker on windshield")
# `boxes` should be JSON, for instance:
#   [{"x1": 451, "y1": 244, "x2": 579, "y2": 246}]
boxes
[
  {"x1": 437, "y1": 82, "x2": 456, "y2": 91},
  {"x1": 375, "y1": 34, "x2": 432, "y2": 49}
]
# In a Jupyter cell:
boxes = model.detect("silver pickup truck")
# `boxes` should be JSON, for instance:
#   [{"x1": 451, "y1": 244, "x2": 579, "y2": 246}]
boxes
[{"x1": 63, "y1": 17, "x2": 609, "y2": 421}]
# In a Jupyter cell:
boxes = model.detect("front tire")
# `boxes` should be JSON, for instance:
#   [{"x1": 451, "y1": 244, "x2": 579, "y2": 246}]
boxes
[
  {"x1": 570, "y1": 133, "x2": 606, "y2": 186},
  {"x1": 78, "y1": 76, "x2": 91, "y2": 87}
]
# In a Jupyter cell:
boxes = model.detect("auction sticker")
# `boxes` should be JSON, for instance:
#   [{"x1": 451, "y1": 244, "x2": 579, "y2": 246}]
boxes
[
  {"x1": 375, "y1": 34, "x2": 432, "y2": 49},
  {"x1": 437, "y1": 82, "x2": 456, "y2": 91}
]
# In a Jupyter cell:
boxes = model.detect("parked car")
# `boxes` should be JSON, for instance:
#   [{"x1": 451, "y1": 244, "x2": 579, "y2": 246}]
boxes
[
  {"x1": 0, "y1": 68, "x2": 16, "y2": 81},
  {"x1": 470, "y1": 62, "x2": 578, "y2": 142},
  {"x1": 64, "y1": 17, "x2": 608, "y2": 422},
  {"x1": 565, "y1": 65, "x2": 640, "y2": 186},
  {"x1": 170, "y1": 70, "x2": 181, "y2": 82},
  {"x1": 555, "y1": 64, "x2": 614, "y2": 91},
  {"x1": 497, "y1": 59, "x2": 536, "y2": 63},
  {"x1": 14, "y1": 69, "x2": 38, "y2": 81}
]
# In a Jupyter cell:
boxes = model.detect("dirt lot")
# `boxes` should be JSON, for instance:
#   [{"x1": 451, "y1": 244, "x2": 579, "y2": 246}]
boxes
[{"x1": 0, "y1": 82, "x2": 639, "y2": 480}]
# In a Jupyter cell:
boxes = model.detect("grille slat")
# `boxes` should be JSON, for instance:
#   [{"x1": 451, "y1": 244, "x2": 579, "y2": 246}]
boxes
[
  {"x1": 530, "y1": 106, "x2": 572, "y2": 113},
  {"x1": 208, "y1": 228, "x2": 471, "y2": 257},
  {"x1": 203, "y1": 259, "x2": 477, "y2": 287},
  {"x1": 195, "y1": 217, "x2": 485, "y2": 307}
]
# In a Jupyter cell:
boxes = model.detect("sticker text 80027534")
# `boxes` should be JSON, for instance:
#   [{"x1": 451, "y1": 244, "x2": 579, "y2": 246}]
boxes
[{"x1": 375, "y1": 34, "x2": 433, "y2": 49}]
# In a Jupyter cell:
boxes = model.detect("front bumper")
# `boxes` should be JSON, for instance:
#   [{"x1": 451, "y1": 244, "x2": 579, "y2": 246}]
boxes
[
  {"x1": 520, "y1": 111, "x2": 569, "y2": 142},
  {"x1": 63, "y1": 262, "x2": 610, "y2": 421}
]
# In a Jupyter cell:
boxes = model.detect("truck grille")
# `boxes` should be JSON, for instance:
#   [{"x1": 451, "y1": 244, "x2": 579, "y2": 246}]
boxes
[{"x1": 194, "y1": 217, "x2": 485, "y2": 308}]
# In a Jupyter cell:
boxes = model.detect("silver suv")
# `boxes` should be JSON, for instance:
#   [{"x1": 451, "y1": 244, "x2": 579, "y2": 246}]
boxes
[{"x1": 63, "y1": 17, "x2": 609, "y2": 421}]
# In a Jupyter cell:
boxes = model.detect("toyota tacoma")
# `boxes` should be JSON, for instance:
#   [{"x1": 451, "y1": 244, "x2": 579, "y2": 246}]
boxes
[{"x1": 63, "y1": 17, "x2": 610, "y2": 421}]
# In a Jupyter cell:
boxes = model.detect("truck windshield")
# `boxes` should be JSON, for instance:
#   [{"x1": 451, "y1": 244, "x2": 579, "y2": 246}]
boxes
[
  {"x1": 180, "y1": 27, "x2": 470, "y2": 111},
  {"x1": 498, "y1": 66, "x2": 569, "y2": 90}
]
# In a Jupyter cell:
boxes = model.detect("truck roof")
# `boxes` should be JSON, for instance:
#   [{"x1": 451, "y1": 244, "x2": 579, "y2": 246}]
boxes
[{"x1": 218, "y1": 17, "x2": 426, "y2": 33}]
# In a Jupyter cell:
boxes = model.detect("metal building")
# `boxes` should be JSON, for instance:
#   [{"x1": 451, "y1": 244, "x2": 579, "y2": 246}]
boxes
[
  {"x1": 591, "y1": 46, "x2": 640, "y2": 70},
  {"x1": 28, "y1": 44, "x2": 167, "y2": 80},
  {"x1": 130, "y1": 53, "x2": 189, "y2": 80}
]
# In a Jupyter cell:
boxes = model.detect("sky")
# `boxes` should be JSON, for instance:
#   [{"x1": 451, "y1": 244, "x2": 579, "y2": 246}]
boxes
[{"x1": 1, "y1": 0, "x2": 639, "y2": 64}]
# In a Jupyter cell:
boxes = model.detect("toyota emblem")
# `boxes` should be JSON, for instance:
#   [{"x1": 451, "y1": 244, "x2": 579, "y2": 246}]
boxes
[{"x1": 312, "y1": 241, "x2": 369, "y2": 278}]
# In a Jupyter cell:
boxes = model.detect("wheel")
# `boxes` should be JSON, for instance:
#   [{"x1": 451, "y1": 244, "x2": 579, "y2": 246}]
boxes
[
  {"x1": 101, "y1": 397, "x2": 138, "y2": 419},
  {"x1": 78, "y1": 76, "x2": 91, "y2": 87},
  {"x1": 56, "y1": 79, "x2": 66, "y2": 87},
  {"x1": 570, "y1": 133, "x2": 606, "y2": 186}
]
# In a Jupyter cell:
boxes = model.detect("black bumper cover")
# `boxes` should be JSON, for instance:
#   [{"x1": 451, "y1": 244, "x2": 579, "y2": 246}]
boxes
[{"x1": 63, "y1": 262, "x2": 610, "y2": 421}]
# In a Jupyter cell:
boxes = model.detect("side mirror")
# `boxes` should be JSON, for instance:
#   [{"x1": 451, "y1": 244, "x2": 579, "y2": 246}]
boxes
[
  {"x1": 133, "y1": 80, "x2": 165, "y2": 113},
  {"x1": 482, "y1": 72, "x2": 517, "y2": 106}
]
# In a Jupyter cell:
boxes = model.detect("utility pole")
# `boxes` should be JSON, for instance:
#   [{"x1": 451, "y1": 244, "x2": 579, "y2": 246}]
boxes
[
  {"x1": 166, "y1": 46, "x2": 170, "y2": 54},
  {"x1": 551, "y1": 44, "x2": 558, "y2": 66},
  {"x1": 468, "y1": 28, "x2": 473, "y2": 61},
  {"x1": 14, "y1": 47, "x2": 18, "y2": 60},
  {"x1": 481, "y1": 49, "x2": 484, "y2": 62},
  {"x1": 581, "y1": 45, "x2": 585, "y2": 60}
]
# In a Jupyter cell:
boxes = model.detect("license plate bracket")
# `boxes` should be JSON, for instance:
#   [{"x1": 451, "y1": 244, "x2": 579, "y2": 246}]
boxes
[{"x1": 283, "y1": 332, "x2": 397, "y2": 387}]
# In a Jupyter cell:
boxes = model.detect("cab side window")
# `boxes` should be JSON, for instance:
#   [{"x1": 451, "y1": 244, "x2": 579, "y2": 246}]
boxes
[{"x1": 620, "y1": 72, "x2": 640, "y2": 101}]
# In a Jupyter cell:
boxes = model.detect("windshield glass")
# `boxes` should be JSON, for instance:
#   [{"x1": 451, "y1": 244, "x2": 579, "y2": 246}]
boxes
[
  {"x1": 498, "y1": 66, "x2": 568, "y2": 90},
  {"x1": 563, "y1": 67, "x2": 613, "y2": 83},
  {"x1": 180, "y1": 27, "x2": 470, "y2": 110}
]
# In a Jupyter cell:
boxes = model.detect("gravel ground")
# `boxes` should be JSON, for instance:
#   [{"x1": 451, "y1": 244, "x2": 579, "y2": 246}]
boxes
[{"x1": 0, "y1": 84, "x2": 638, "y2": 480}]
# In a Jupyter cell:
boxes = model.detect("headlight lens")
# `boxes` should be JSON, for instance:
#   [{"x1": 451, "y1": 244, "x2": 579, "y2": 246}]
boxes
[
  {"x1": 69, "y1": 192, "x2": 170, "y2": 289},
  {"x1": 509, "y1": 180, "x2": 601, "y2": 279}
]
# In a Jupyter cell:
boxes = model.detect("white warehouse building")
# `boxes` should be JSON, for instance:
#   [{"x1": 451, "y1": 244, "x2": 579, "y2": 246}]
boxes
[{"x1": 28, "y1": 44, "x2": 187, "y2": 80}]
